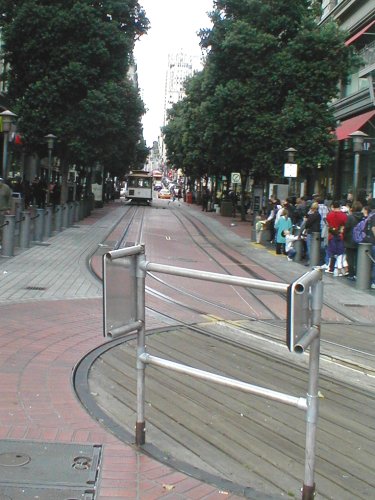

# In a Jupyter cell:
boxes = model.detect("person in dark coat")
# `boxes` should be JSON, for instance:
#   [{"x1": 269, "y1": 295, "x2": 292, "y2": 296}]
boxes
[
  {"x1": 303, "y1": 202, "x2": 321, "y2": 266},
  {"x1": 201, "y1": 188, "x2": 210, "y2": 212},
  {"x1": 343, "y1": 201, "x2": 363, "y2": 280},
  {"x1": 31, "y1": 177, "x2": 47, "y2": 208}
]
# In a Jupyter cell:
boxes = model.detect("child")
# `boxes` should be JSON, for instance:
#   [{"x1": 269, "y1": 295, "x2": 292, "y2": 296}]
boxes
[{"x1": 283, "y1": 229, "x2": 299, "y2": 261}]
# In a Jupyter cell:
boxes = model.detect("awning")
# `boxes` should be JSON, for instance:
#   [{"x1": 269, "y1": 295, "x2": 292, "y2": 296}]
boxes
[
  {"x1": 335, "y1": 110, "x2": 375, "y2": 140},
  {"x1": 345, "y1": 20, "x2": 375, "y2": 46}
]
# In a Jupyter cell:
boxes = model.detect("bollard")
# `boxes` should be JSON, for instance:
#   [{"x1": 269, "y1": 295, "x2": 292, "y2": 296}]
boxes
[
  {"x1": 356, "y1": 242, "x2": 372, "y2": 290},
  {"x1": 34, "y1": 208, "x2": 45, "y2": 242},
  {"x1": 310, "y1": 232, "x2": 321, "y2": 267},
  {"x1": 74, "y1": 201, "x2": 80, "y2": 223},
  {"x1": 20, "y1": 211, "x2": 31, "y2": 249},
  {"x1": 29, "y1": 206, "x2": 37, "y2": 241},
  {"x1": 1, "y1": 214, "x2": 15, "y2": 257},
  {"x1": 83, "y1": 198, "x2": 89, "y2": 218},
  {"x1": 54, "y1": 205, "x2": 62, "y2": 233},
  {"x1": 62, "y1": 203, "x2": 69, "y2": 229},
  {"x1": 79, "y1": 200, "x2": 85, "y2": 220},
  {"x1": 294, "y1": 238, "x2": 304, "y2": 262},
  {"x1": 68, "y1": 202, "x2": 74, "y2": 226},
  {"x1": 44, "y1": 205, "x2": 53, "y2": 238}
]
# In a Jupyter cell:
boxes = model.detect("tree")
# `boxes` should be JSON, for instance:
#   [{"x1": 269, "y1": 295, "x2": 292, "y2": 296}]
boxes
[
  {"x1": 164, "y1": 0, "x2": 357, "y2": 217},
  {"x1": 0, "y1": 0, "x2": 149, "y2": 201}
]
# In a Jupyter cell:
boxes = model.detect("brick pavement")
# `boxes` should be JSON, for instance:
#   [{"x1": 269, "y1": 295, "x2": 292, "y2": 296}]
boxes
[
  {"x1": 0, "y1": 200, "x2": 244, "y2": 500},
  {"x1": 0, "y1": 198, "x2": 374, "y2": 500}
]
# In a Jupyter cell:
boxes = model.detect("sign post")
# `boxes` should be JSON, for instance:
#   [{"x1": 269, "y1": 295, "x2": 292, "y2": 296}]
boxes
[{"x1": 284, "y1": 163, "x2": 298, "y2": 196}]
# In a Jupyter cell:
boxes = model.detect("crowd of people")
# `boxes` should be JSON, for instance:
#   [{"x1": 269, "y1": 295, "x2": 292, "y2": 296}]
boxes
[{"x1": 257, "y1": 194, "x2": 375, "y2": 289}]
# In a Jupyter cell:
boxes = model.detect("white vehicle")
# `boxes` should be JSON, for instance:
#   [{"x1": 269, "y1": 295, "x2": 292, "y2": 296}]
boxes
[{"x1": 125, "y1": 171, "x2": 153, "y2": 204}]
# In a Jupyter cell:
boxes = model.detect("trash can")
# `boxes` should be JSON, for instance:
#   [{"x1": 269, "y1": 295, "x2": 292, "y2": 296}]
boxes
[
  {"x1": 220, "y1": 200, "x2": 233, "y2": 217},
  {"x1": 186, "y1": 192, "x2": 193, "y2": 204}
]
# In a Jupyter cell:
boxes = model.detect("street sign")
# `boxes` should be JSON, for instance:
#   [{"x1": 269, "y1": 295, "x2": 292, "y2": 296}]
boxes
[
  {"x1": 231, "y1": 172, "x2": 241, "y2": 184},
  {"x1": 284, "y1": 163, "x2": 298, "y2": 178}
]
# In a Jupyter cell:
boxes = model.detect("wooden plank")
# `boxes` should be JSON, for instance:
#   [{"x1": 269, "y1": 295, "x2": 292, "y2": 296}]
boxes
[{"x1": 88, "y1": 327, "x2": 375, "y2": 499}]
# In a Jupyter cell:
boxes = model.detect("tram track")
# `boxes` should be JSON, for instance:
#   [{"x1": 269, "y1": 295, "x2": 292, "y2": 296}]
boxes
[
  {"x1": 82, "y1": 201, "x2": 375, "y2": 499},
  {"x1": 95, "y1": 202, "x2": 375, "y2": 376}
]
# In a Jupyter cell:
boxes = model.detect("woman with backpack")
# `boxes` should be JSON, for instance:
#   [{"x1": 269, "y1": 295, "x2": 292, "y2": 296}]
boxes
[{"x1": 343, "y1": 201, "x2": 363, "y2": 280}]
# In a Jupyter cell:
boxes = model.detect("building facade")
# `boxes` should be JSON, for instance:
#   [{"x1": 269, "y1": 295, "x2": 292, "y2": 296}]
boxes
[
  {"x1": 160, "y1": 51, "x2": 198, "y2": 162},
  {"x1": 320, "y1": 0, "x2": 375, "y2": 200}
]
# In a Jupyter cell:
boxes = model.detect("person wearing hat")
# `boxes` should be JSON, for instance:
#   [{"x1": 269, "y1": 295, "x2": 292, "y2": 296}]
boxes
[{"x1": 0, "y1": 177, "x2": 13, "y2": 248}]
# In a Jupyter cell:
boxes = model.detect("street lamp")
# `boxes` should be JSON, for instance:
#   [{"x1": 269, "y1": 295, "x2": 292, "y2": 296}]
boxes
[
  {"x1": 0, "y1": 110, "x2": 17, "y2": 180},
  {"x1": 45, "y1": 133, "x2": 57, "y2": 204},
  {"x1": 284, "y1": 147, "x2": 298, "y2": 196},
  {"x1": 349, "y1": 130, "x2": 368, "y2": 202}
]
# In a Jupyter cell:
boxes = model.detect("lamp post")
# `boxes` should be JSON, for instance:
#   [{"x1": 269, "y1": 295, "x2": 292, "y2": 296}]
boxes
[
  {"x1": 45, "y1": 133, "x2": 57, "y2": 205},
  {"x1": 284, "y1": 147, "x2": 298, "y2": 196},
  {"x1": 0, "y1": 110, "x2": 17, "y2": 180},
  {"x1": 349, "y1": 130, "x2": 368, "y2": 202}
]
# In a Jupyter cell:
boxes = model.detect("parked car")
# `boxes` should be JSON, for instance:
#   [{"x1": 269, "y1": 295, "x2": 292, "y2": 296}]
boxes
[{"x1": 158, "y1": 188, "x2": 171, "y2": 199}]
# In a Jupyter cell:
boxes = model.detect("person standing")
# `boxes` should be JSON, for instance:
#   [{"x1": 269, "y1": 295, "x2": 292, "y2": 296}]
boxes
[
  {"x1": 343, "y1": 201, "x2": 363, "y2": 280},
  {"x1": 0, "y1": 177, "x2": 12, "y2": 247},
  {"x1": 201, "y1": 188, "x2": 210, "y2": 212},
  {"x1": 275, "y1": 208, "x2": 292, "y2": 255},
  {"x1": 303, "y1": 202, "x2": 321, "y2": 266},
  {"x1": 326, "y1": 200, "x2": 348, "y2": 275}
]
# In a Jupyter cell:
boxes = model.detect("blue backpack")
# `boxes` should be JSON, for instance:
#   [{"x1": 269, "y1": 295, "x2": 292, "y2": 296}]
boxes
[{"x1": 352, "y1": 214, "x2": 373, "y2": 244}]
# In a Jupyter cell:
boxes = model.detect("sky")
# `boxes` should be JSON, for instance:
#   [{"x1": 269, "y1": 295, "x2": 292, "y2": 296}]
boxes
[{"x1": 134, "y1": 0, "x2": 213, "y2": 147}]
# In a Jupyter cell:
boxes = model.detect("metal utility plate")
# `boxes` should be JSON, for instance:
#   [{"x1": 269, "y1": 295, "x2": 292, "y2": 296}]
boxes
[
  {"x1": 0, "y1": 485, "x2": 95, "y2": 499},
  {"x1": 0, "y1": 440, "x2": 101, "y2": 489}
]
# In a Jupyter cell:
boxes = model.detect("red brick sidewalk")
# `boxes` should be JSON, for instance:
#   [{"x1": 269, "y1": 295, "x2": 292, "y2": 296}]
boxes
[{"x1": 0, "y1": 201, "x2": 243, "y2": 499}]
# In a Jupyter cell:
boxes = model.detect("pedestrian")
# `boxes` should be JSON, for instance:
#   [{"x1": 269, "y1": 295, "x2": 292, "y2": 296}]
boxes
[
  {"x1": 229, "y1": 190, "x2": 238, "y2": 217},
  {"x1": 265, "y1": 198, "x2": 281, "y2": 244},
  {"x1": 294, "y1": 197, "x2": 307, "y2": 226},
  {"x1": 0, "y1": 177, "x2": 12, "y2": 248},
  {"x1": 325, "y1": 200, "x2": 348, "y2": 276},
  {"x1": 364, "y1": 199, "x2": 375, "y2": 289},
  {"x1": 284, "y1": 229, "x2": 299, "y2": 261},
  {"x1": 343, "y1": 201, "x2": 363, "y2": 280},
  {"x1": 274, "y1": 208, "x2": 292, "y2": 255},
  {"x1": 303, "y1": 202, "x2": 321, "y2": 266},
  {"x1": 31, "y1": 176, "x2": 47, "y2": 208},
  {"x1": 201, "y1": 188, "x2": 209, "y2": 211}
]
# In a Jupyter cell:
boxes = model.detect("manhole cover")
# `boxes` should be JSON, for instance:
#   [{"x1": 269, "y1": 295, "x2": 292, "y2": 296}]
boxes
[
  {"x1": 0, "y1": 453, "x2": 30, "y2": 467},
  {"x1": 0, "y1": 441, "x2": 101, "y2": 488}
]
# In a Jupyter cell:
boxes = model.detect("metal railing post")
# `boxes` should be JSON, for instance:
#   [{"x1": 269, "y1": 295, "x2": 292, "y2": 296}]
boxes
[
  {"x1": 136, "y1": 249, "x2": 147, "y2": 446},
  {"x1": 356, "y1": 242, "x2": 372, "y2": 290},
  {"x1": 1, "y1": 214, "x2": 15, "y2": 257},
  {"x1": 310, "y1": 232, "x2": 321, "y2": 267},
  {"x1": 34, "y1": 208, "x2": 45, "y2": 242},
  {"x1": 302, "y1": 278, "x2": 323, "y2": 500},
  {"x1": 44, "y1": 205, "x2": 52, "y2": 238},
  {"x1": 20, "y1": 210, "x2": 31, "y2": 249}
]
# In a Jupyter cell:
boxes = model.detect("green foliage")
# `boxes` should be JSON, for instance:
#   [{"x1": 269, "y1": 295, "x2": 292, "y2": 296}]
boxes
[
  {"x1": 164, "y1": 0, "x2": 357, "y2": 184},
  {"x1": 0, "y1": 0, "x2": 149, "y2": 180}
]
